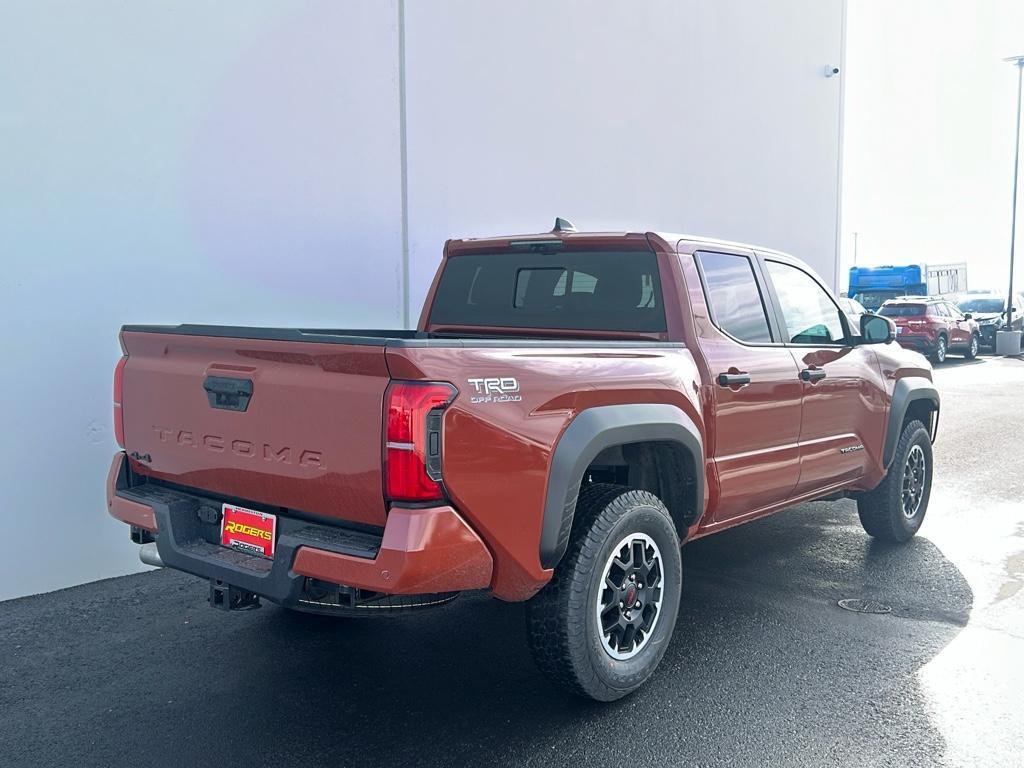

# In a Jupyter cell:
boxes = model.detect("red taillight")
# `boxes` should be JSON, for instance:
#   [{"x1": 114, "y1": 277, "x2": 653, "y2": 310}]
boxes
[
  {"x1": 113, "y1": 355, "x2": 127, "y2": 448},
  {"x1": 384, "y1": 381, "x2": 457, "y2": 502}
]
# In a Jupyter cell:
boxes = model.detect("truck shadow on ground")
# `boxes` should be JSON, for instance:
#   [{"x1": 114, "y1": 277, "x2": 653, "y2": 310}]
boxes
[{"x1": 1, "y1": 501, "x2": 971, "y2": 768}]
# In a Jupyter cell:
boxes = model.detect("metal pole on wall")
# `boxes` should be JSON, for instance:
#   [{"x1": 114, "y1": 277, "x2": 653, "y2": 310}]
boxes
[{"x1": 1004, "y1": 56, "x2": 1023, "y2": 339}]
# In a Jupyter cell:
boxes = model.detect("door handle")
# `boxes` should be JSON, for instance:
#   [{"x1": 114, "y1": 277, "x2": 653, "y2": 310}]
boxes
[
  {"x1": 800, "y1": 368, "x2": 827, "y2": 383},
  {"x1": 717, "y1": 372, "x2": 751, "y2": 387}
]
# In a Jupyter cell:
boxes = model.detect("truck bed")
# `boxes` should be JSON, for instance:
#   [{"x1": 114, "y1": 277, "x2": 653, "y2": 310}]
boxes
[{"x1": 118, "y1": 324, "x2": 683, "y2": 532}]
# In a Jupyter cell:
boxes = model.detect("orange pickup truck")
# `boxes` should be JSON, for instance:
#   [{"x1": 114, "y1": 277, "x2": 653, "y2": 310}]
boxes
[{"x1": 107, "y1": 222, "x2": 939, "y2": 700}]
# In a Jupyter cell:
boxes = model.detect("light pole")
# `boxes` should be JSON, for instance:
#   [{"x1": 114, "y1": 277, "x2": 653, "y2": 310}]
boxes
[{"x1": 999, "y1": 55, "x2": 1024, "y2": 353}]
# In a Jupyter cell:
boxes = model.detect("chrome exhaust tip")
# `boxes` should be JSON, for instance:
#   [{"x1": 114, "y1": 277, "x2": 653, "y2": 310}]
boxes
[{"x1": 139, "y1": 542, "x2": 163, "y2": 568}]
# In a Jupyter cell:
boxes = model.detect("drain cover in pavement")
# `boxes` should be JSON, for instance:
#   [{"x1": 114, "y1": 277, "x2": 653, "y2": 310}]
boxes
[{"x1": 838, "y1": 598, "x2": 891, "y2": 614}]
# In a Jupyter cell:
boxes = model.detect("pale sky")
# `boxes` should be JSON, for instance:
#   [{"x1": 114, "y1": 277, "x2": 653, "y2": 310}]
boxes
[{"x1": 841, "y1": 0, "x2": 1024, "y2": 293}]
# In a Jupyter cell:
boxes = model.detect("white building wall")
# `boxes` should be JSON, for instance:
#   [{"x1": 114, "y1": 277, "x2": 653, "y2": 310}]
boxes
[
  {"x1": 0, "y1": 1, "x2": 844, "y2": 600},
  {"x1": 0, "y1": 2, "x2": 405, "y2": 600},
  {"x1": 404, "y1": 0, "x2": 847, "y2": 309}
]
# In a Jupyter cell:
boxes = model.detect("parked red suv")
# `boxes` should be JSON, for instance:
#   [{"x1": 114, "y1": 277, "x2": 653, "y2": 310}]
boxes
[{"x1": 879, "y1": 296, "x2": 979, "y2": 363}]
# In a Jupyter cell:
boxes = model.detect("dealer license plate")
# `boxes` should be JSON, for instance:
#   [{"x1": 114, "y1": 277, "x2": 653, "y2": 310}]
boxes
[
  {"x1": 220, "y1": 503, "x2": 277, "y2": 559},
  {"x1": 895, "y1": 327, "x2": 903, "y2": 335}
]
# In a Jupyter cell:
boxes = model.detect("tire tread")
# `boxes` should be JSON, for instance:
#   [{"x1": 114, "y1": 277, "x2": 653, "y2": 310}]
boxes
[
  {"x1": 857, "y1": 419, "x2": 931, "y2": 542},
  {"x1": 526, "y1": 483, "x2": 679, "y2": 701}
]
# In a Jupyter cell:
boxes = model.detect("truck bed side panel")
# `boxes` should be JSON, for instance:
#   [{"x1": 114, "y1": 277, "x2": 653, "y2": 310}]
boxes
[{"x1": 387, "y1": 344, "x2": 703, "y2": 601}]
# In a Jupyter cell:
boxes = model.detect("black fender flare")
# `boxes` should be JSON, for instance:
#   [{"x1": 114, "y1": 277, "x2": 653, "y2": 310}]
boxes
[
  {"x1": 883, "y1": 377, "x2": 940, "y2": 468},
  {"x1": 539, "y1": 404, "x2": 704, "y2": 569}
]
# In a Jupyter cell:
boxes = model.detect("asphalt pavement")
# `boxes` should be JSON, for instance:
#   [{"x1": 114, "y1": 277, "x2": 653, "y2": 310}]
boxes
[{"x1": 2, "y1": 355, "x2": 1022, "y2": 768}]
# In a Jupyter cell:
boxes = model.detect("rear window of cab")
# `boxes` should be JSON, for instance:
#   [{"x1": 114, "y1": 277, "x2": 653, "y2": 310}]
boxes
[{"x1": 429, "y1": 250, "x2": 667, "y2": 333}]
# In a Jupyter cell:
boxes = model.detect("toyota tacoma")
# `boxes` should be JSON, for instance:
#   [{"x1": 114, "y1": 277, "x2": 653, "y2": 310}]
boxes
[{"x1": 107, "y1": 221, "x2": 939, "y2": 700}]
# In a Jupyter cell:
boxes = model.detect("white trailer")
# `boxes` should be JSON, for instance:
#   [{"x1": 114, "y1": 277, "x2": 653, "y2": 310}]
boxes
[{"x1": 927, "y1": 263, "x2": 968, "y2": 296}]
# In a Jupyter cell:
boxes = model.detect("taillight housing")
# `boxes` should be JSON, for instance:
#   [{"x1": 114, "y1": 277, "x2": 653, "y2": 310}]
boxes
[
  {"x1": 384, "y1": 381, "x2": 457, "y2": 503},
  {"x1": 113, "y1": 354, "x2": 128, "y2": 449}
]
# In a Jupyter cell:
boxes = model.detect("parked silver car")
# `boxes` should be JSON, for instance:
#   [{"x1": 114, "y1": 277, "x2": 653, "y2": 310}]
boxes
[{"x1": 951, "y1": 291, "x2": 1024, "y2": 350}]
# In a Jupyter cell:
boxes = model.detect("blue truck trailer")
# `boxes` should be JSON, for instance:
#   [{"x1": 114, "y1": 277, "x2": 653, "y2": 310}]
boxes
[{"x1": 848, "y1": 263, "x2": 968, "y2": 311}]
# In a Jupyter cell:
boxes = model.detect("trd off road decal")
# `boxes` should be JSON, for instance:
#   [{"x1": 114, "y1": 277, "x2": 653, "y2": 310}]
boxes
[{"x1": 467, "y1": 377, "x2": 522, "y2": 404}]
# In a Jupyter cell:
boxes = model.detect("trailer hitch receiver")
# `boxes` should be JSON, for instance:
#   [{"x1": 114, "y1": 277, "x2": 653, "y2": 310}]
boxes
[{"x1": 209, "y1": 580, "x2": 261, "y2": 611}]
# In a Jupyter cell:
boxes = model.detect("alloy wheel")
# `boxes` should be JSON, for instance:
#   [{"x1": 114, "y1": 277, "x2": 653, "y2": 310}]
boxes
[
  {"x1": 595, "y1": 533, "x2": 664, "y2": 660},
  {"x1": 902, "y1": 444, "x2": 927, "y2": 519}
]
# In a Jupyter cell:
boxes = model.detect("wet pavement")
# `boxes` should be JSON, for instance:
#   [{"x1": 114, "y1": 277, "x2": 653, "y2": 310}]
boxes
[{"x1": 1, "y1": 356, "x2": 1022, "y2": 767}]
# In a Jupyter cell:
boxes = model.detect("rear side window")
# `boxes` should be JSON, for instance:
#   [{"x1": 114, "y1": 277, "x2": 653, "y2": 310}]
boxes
[
  {"x1": 429, "y1": 251, "x2": 666, "y2": 332},
  {"x1": 879, "y1": 304, "x2": 926, "y2": 317},
  {"x1": 695, "y1": 251, "x2": 773, "y2": 343},
  {"x1": 944, "y1": 302, "x2": 964, "y2": 319}
]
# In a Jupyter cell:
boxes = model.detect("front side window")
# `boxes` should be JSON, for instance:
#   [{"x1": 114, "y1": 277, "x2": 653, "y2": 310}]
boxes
[
  {"x1": 765, "y1": 260, "x2": 846, "y2": 345},
  {"x1": 696, "y1": 251, "x2": 773, "y2": 343}
]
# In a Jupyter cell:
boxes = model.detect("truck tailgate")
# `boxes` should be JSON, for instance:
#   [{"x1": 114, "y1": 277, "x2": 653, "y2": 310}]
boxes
[{"x1": 119, "y1": 329, "x2": 390, "y2": 528}]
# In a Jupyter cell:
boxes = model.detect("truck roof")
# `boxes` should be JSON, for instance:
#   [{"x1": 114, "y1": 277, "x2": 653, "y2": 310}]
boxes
[{"x1": 448, "y1": 227, "x2": 791, "y2": 259}]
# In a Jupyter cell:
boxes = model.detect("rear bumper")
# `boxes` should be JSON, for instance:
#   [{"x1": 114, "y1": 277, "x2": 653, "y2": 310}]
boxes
[
  {"x1": 106, "y1": 453, "x2": 493, "y2": 604},
  {"x1": 895, "y1": 334, "x2": 935, "y2": 354}
]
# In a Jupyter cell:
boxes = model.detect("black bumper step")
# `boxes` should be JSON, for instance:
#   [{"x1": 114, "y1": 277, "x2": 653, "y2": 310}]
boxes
[{"x1": 114, "y1": 470, "x2": 383, "y2": 606}]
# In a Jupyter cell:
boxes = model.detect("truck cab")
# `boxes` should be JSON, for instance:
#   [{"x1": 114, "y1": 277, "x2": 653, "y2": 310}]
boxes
[{"x1": 849, "y1": 264, "x2": 928, "y2": 311}]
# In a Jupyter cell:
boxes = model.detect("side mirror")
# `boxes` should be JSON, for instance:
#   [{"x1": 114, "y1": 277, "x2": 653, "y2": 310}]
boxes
[
  {"x1": 860, "y1": 313, "x2": 895, "y2": 344},
  {"x1": 963, "y1": 312, "x2": 973, "y2": 320}
]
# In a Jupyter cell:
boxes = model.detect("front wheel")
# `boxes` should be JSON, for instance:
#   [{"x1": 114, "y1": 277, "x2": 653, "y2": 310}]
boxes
[
  {"x1": 525, "y1": 484, "x2": 682, "y2": 701},
  {"x1": 964, "y1": 333, "x2": 979, "y2": 360},
  {"x1": 857, "y1": 419, "x2": 933, "y2": 542}
]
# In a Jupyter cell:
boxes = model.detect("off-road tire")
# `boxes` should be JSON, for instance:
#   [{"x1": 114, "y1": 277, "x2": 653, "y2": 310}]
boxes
[
  {"x1": 525, "y1": 484, "x2": 682, "y2": 701},
  {"x1": 931, "y1": 335, "x2": 947, "y2": 364},
  {"x1": 857, "y1": 419, "x2": 932, "y2": 542},
  {"x1": 964, "y1": 333, "x2": 979, "y2": 360}
]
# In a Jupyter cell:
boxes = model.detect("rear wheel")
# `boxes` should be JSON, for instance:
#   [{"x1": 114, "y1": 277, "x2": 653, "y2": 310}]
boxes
[
  {"x1": 965, "y1": 333, "x2": 979, "y2": 360},
  {"x1": 931, "y1": 335, "x2": 947, "y2": 364},
  {"x1": 857, "y1": 419, "x2": 932, "y2": 542},
  {"x1": 526, "y1": 484, "x2": 682, "y2": 701}
]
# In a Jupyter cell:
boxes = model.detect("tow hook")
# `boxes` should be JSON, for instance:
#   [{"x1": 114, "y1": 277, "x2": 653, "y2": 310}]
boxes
[{"x1": 209, "y1": 580, "x2": 261, "y2": 611}]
